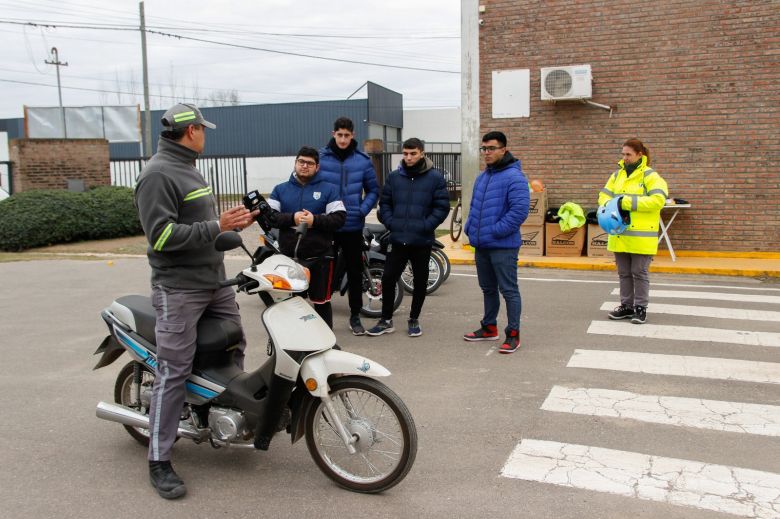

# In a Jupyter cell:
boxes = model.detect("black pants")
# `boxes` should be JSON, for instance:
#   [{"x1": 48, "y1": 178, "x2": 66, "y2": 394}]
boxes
[
  {"x1": 381, "y1": 243, "x2": 432, "y2": 321},
  {"x1": 334, "y1": 231, "x2": 365, "y2": 317}
]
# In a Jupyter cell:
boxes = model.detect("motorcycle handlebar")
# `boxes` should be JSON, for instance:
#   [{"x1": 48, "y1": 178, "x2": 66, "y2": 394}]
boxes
[
  {"x1": 219, "y1": 272, "x2": 251, "y2": 288},
  {"x1": 218, "y1": 276, "x2": 242, "y2": 287}
]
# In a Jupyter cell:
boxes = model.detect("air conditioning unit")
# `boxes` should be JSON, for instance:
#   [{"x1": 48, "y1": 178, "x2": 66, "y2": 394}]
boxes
[{"x1": 540, "y1": 64, "x2": 592, "y2": 101}]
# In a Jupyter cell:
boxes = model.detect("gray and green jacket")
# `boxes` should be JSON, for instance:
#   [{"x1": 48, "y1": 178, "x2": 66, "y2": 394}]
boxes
[{"x1": 134, "y1": 136, "x2": 223, "y2": 289}]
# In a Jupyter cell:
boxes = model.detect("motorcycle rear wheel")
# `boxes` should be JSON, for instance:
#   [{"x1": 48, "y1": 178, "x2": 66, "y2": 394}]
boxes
[
  {"x1": 432, "y1": 249, "x2": 451, "y2": 281},
  {"x1": 400, "y1": 254, "x2": 444, "y2": 295},
  {"x1": 114, "y1": 361, "x2": 155, "y2": 446},
  {"x1": 359, "y1": 264, "x2": 403, "y2": 318},
  {"x1": 304, "y1": 376, "x2": 417, "y2": 493}
]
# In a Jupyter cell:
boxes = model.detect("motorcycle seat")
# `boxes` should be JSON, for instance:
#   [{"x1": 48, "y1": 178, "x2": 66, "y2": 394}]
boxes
[
  {"x1": 112, "y1": 295, "x2": 243, "y2": 352},
  {"x1": 364, "y1": 223, "x2": 386, "y2": 236}
]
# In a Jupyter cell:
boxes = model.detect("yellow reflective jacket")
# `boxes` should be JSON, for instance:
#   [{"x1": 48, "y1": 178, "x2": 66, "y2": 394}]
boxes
[{"x1": 597, "y1": 156, "x2": 668, "y2": 255}]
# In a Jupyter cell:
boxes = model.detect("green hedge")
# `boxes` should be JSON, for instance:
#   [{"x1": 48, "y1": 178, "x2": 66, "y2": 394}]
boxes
[{"x1": 0, "y1": 186, "x2": 143, "y2": 251}]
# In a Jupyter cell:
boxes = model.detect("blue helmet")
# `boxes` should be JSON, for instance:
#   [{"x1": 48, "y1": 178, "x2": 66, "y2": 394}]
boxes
[{"x1": 597, "y1": 197, "x2": 628, "y2": 235}]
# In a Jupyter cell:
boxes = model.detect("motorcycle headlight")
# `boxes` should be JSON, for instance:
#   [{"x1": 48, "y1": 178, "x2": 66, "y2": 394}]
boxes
[{"x1": 268, "y1": 264, "x2": 309, "y2": 291}]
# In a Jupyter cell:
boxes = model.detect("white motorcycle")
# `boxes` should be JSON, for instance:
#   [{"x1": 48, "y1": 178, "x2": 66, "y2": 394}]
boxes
[{"x1": 93, "y1": 226, "x2": 417, "y2": 493}]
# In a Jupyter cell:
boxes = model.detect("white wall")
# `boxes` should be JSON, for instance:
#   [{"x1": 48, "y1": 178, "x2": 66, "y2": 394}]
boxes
[
  {"x1": 0, "y1": 132, "x2": 8, "y2": 161},
  {"x1": 246, "y1": 156, "x2": 295, "y2": 194},
  {"x1": 0, "y1": 132, "x2": 9, "y2": 199},
  {"x1": 402, "y1": 108, "x2": 461, "y2": 143}
]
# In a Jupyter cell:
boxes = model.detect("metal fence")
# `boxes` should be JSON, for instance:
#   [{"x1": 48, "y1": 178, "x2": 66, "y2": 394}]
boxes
[
  {"x1": 371, "y1": 152, "x2": 461, "y2": 198},
  {"x1": 0, "y1": 161, "x2": 12, "y2": 196},
  {"x1": 110, "y1": 155, "x2": 247, "y2": 211}
]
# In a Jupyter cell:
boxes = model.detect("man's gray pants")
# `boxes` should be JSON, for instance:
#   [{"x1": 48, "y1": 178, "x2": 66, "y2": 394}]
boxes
[
  {"x1": 614, "y1": 252, "x2": 653, "y2": 307},
  {"x1": 147, "y1": 285, "x2": 246, "y2": 462}
]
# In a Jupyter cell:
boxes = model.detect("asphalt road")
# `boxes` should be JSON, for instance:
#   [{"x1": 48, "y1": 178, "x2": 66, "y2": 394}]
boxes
[{"x1": 1, "y1": 257, "x2": 778, "y2": 519}]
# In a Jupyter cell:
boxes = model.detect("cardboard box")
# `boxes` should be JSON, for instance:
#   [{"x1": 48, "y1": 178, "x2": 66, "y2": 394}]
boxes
[
  {"x1": 520, "y1": 225, "x2": 544, "y2": 256},
  {"x1": 544, "y1": 222, "x2": 585, "y2": 256},
  {"x1": 525, "y1": 190, "x2": 548, "y2": 226},
  {"x1": 587, "y1": 224, "x2": 611, "y2": 257}
]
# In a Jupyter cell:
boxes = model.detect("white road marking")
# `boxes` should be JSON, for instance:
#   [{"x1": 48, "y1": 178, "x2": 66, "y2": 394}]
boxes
[
  {"x1": 450, "y1": 272, "x2": 780, "y2": 292},
  {"x1": 610, "y1": 288, "x2": 780, "y2": 304},
  {"x1": 542, "y1": 386, "x2": 780, "y2": 437},
  {"x1": 501, "y1": 439, "x2": 780, "y2": 518},
  {"x1": 600, "y1": 302, "x2": 780, "y2": 322},
  {"x1": 568, "y1": 349, "x2": 780, "y2": 385},
  {"x1": 587, "y1": 320, "x2": 780, "y2": 348}
]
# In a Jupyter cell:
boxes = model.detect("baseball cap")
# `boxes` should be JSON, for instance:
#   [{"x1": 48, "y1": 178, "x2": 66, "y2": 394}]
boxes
[{"x1": 161, "y1": 103, "x2": 216, "y2": 130}]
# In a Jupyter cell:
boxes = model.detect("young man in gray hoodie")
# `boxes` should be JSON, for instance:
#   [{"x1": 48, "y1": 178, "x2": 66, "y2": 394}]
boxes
[{"x1": 134, "y1": 103, "x2": 256, "y2": 499}]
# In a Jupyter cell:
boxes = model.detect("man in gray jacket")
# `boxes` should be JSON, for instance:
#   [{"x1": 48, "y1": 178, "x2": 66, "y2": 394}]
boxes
[{"x1": 134, "y1": 103, "x2": 256, "y2": 499}]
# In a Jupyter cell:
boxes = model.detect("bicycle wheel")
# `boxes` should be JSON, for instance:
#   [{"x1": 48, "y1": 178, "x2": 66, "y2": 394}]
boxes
[{"x1": 449, "y1": 201, "x2": 462, "y2": 242}]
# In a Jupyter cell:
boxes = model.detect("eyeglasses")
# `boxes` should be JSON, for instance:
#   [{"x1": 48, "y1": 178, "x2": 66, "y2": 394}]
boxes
[
  {"x1": 479, "y1": 146, "x2": 504, "y2": 153},
  {"x1": 296, "y1": 159, "x2": 317, "y2": 167}
]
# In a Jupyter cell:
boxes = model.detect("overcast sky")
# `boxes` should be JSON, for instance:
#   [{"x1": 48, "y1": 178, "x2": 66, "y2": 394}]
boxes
[{"x1": 0, "y1": 0, "x2": 461, "y2": 119}]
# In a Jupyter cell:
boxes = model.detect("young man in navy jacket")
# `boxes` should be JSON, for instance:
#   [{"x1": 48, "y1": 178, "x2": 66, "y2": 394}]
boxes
[
  {"x1": 269, "y1": 146, "x2": 346, "y2": 328},
  {"x1": 463, "y1": 131, "x2": 529, "y2": 354},
  {"x1": 318, "y1": 117, "x2": 380, "y2": 335},
  {"x1": 366, "y1": 138, "x2": 450, "y2": 337}
]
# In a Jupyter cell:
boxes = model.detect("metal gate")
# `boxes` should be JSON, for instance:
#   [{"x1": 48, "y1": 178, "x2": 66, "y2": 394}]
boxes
[{"x1": 110, "y1": 155, "x2": 247, "y2": 211}]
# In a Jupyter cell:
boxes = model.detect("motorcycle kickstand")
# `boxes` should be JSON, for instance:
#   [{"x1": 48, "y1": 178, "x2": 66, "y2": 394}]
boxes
[{"x1": 320, "y1": 393, "x2": 358, "y2": 455}]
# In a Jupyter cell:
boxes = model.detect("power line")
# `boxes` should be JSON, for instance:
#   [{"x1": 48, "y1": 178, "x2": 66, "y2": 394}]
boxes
[
  {"x1": 0, "y1": 19, "x2": 460, "y2": 74},
  {"x1": 0, "y1": 78, "x2": 459, "y2": 110}
]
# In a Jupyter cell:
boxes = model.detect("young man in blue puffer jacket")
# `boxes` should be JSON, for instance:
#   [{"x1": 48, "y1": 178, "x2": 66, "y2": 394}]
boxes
[
  {"x1": 365, "y1": 138, "x2": 450, "y2": 338},
  {"x1": 463, "y1": 131, "x2": 530, "y2": 354},
  {"x1": 318, "y1": 117, "x2": 380, "y2": 335},
  {"x1": 268, "y1": 146, "x2": 346, "y2": 329}
]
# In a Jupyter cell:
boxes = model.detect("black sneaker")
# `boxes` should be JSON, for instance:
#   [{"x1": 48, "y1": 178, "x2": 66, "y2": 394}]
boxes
[
  {"x1": 366, "y1": 319, "x2": 394, "y2": 336},
  {"x1": 407, "y1": 319, "x2": 422, "y2": 337},
  {"x1": 349, "y1": 315, "x2": 366, "y2": 336},
  {"x1": 608, "y1": 304, "x2": 635, "y2": 320},
  {"x1": 463, "y1": 324, "x2": 499, "y2": 341},
  {"x1": 499, "y1": 329, "x2": 520, "y2": 354},
  {"x1": 149, "y1": 460, "x2": 186, "y2": 499},
  {"x1": 632, "y1": 306, "x2": 647, "y2": 324}
]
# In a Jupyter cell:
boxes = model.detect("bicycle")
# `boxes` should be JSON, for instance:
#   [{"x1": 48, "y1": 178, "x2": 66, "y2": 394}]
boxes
[{"x1": 449, "y1": 195, "x2": 462, "y2": 242}]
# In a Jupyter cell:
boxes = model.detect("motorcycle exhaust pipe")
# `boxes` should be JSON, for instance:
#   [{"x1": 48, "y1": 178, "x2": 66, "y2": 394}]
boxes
[{"x1": 95, "y1": 401, "x2": 202, "y2": 440}]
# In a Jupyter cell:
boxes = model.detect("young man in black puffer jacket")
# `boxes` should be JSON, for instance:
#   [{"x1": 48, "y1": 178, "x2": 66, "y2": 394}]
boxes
[{"x1": 366, "y1": 138, "x2": 450, "y2": 338}]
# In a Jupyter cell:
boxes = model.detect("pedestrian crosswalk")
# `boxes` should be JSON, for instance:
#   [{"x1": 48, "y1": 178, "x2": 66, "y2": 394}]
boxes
[
  {"x1": 502, "y1": 282, "x2": 780, "y2": 517},
  {"x1": 587, "y1": 320, "x2": 780, "y2": 347}
]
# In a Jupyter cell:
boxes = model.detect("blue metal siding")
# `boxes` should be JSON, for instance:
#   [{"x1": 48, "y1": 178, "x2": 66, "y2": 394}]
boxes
[
  {"x1": 1, "y1": 97, "x2": 386, "y2": 158},
  {"x1": 144, "y1": 100, "x2": 369, "y2": 157},
  {"x1": 0, "y1": 118, "x2": 24, "y2": 139}
]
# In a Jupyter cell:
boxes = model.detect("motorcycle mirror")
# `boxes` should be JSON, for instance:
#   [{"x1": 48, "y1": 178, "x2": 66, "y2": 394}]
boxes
[{"x1": 215, "y1": 231, "x2": 243, "y2": 251}]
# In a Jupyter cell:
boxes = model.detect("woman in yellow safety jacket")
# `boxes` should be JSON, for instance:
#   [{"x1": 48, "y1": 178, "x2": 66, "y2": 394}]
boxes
[{"x1": 597, "y1": 138, "x2": 668, "y2": 325}]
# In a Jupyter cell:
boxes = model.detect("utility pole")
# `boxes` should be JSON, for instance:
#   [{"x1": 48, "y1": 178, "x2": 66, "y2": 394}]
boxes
[
  {"x1": 140, "y1": 1, "x2": 152, "y2": 157},
  {"x1": 45, "y1": 47, "x2": 68, "y2": 138},
  {"x1": 460, "y1": 0, "x2": 480, "y2": 237}
]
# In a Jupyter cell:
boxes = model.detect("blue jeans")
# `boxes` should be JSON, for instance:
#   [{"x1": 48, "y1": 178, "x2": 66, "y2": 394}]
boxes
[{"x1": 474, "y1": 247, "x2": 521, "y2": 334}]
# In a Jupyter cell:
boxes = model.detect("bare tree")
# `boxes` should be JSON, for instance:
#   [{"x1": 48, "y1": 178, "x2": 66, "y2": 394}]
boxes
[{"x1": 205, "y1": 89, "x2": 241, "y2": 107}]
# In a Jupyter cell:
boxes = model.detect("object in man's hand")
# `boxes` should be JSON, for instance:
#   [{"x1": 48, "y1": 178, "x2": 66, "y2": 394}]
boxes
[{"x1": 242, "y1": 190, "x2": 275, "y2": 233}]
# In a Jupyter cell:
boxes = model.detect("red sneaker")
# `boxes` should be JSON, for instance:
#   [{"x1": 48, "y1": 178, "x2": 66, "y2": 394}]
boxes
[
  {"x1": 499, "y1": 330, "x2": 520, "y2": 354},
  {"x1": 463, "y1": 324, "x2": 499, "y2": 341}
]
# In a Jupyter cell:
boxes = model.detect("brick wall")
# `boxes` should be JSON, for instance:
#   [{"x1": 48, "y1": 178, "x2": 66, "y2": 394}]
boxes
[
  {"x1": 9, "y1": 139, "x2": 110, "y2": 192},
  {"x1": 479, "y1": 0, "x2": 780, "y2": 252}
]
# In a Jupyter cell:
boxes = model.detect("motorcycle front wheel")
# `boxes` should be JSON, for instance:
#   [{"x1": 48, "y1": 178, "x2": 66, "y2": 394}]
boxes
[
  {"x1": 359, "y1": 264, "x2": 403, "y2": 318},
  {"x1": 304, "y1": 376, "x2": 417, "y2": 493},
  {"x1": 114, "y1": 361, "x2": 155, "y2": 446}
]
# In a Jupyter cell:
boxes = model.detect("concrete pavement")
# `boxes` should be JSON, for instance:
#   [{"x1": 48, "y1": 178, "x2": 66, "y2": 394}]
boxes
[{"x1": 438, "y1": 235, "x2": 780, "y2": 279}]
